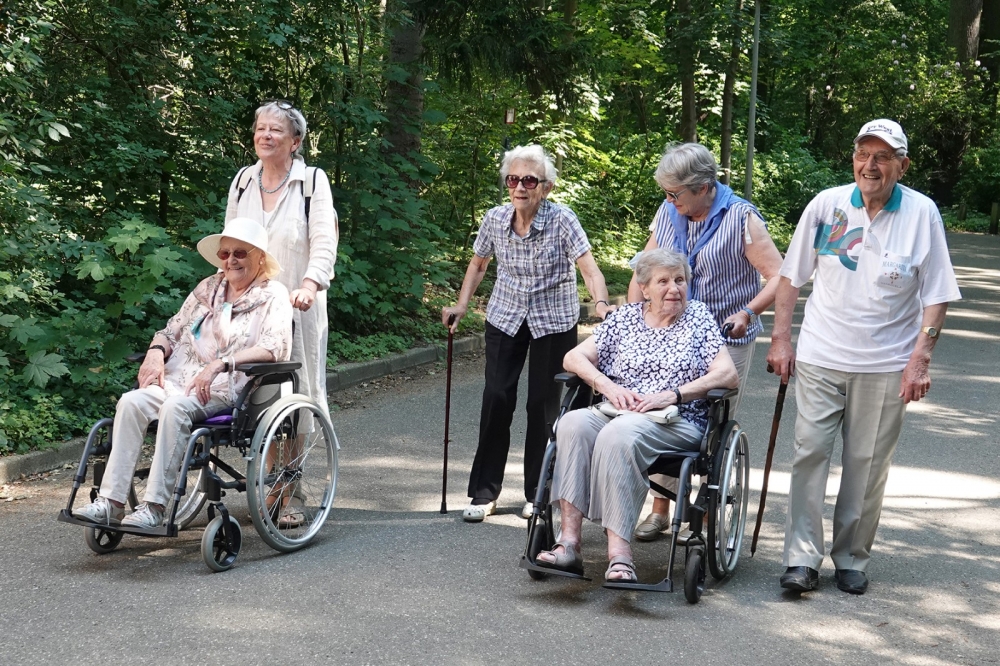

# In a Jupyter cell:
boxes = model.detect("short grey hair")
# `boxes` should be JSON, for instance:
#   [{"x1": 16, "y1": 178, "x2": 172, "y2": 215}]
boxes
[
  {"x1": 653, "y1": 143, "x2": 718, "y2": 191},
  {"x1": 500, "y1": 144, "x2": 557, "y2": 185},
  {"x1": 254, "y1": 101, "x2": 308, "y2": 160},
  {"x1": 635, "y1": 248, "x2": 691, "y2": 286}
]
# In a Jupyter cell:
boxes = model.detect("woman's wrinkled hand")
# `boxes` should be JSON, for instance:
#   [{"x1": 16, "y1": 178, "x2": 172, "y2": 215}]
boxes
[
  {"x1": 137, "y1": 353, "x2": 165, "y2": 389},
  {"x1": 634, "y1": 391, "x2": 674, "y2": 412},
  {"x1": 290, "y1": 285, "x2": 318, "y2": 311},
  {"x1": 186, "y1": 362, "x2": 222, "y2": 406},
  {"x1": 597, "y1": 377, "x2": 643, "y2": 411},
  {"x1": 441, "y1": 305, "x2": 466, "y2": 333}
]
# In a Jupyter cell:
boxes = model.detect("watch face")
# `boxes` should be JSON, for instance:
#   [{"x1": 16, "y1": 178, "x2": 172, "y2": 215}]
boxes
[{"x1": 924, "y1": 326, "x2": 939, "y2": 338}]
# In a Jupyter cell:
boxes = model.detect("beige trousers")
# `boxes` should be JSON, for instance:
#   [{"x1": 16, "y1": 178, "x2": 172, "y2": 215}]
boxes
[{"x1": 783, "y1": 361, "x2": 906, "y2": 572}]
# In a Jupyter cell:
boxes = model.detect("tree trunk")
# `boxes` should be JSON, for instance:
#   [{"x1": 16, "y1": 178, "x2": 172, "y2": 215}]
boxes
[
  {"x1": 384, "y1": 0, "x2": 425, "y2": 172},
  {"x1": 948, "y1": 0, "x2": 983, "y2": 62},
  {"x1": 720, "y1": 0, "x2": 744, "y2": 185},
  {"x1": 677, "y1": 0, "x2": 698, "y2": 142},
  {"x1": 980, "y1": 0, "x2": 1000, "y2": 115}
]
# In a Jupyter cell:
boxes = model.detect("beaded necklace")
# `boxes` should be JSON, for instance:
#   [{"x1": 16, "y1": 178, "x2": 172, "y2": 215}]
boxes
[{"x1": 257, "y1": 162, "x2": 292, "y2": 194}]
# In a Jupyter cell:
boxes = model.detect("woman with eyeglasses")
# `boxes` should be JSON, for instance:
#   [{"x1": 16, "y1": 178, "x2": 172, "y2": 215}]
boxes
[
  {"x1": 442, "y1": 144, "x2": 613, "y2": 523},
  {"x1": 73, "y1": 218, "x2": 293, "y2": 529},
  {"x1": 225, "y1": 100, "x2": 338, "y2": 526},
  {"x1": 627, "y1": 142, "x2": 784, "y2": 542}
]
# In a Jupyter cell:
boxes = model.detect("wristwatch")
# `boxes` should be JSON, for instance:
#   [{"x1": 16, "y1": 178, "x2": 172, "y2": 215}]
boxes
[
  {"x1": 741, "y1": 306, "x2": 758, "y2": 323},
  {"x1": 920, "y1": 326, "x2": 939, "y2": 339}
]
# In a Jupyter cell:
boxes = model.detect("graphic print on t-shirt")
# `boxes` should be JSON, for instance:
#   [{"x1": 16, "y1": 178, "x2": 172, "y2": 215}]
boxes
[{"x1": 812, "y1": 207, "x2": 862, "y2": 271}]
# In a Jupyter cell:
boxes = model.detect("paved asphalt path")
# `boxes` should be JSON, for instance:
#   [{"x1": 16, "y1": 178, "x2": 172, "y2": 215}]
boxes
[{"x1": 0, "y1": 233, "x2": 997, "y2": 666}]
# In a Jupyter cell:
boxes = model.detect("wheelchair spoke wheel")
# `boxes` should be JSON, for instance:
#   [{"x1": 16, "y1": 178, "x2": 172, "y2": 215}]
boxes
[
  {"x1": 201, "y1": 514, "x2": 242, "y2": 572},
  {"x1": 247, "y1": 395, "x2": 338, "y2": 553},
  {"x1": 707, "y1": 421, "x2": 750, "y2": 580},
  {"x1": 684, "y1": 546, "x2": 706, "y2": 604},
  {"x1": 84, "y1": 527, "x2": 124, "y2": 555},
  {"x1": 128, "y1": 432, "x2": 209, "y2": 530}
]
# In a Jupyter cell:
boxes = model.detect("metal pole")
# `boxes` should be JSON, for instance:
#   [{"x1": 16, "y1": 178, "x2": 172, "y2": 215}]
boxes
[{"x1": 744, "y1": 0, "x2": 761, "y2": 201}]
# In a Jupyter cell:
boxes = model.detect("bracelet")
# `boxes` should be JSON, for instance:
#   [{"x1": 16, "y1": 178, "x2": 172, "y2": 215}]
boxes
[
  {"x1": 596, "y1": 300, "x2": 611, "y2": 307},
  {"x1": 148, "y1": 344, "x2": 167, "y2": 356},
  {"x1": 673, "y1": 388, "x2": 683, "y2": 404}
]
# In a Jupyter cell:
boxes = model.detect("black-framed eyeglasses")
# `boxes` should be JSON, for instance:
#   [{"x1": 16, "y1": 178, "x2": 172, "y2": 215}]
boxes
[
  {"x1": 262, "y1": 98, "x2": 295, "y2": 110},
  {"x1": 663, "y1": 186, "x2": 688, "y2": 200},
  {"x1": 505, "y1": 174, "x2": 548, "y2": 190},
  {"x1": 217, "y1": 248, "x2": 255, "y2": 261}
]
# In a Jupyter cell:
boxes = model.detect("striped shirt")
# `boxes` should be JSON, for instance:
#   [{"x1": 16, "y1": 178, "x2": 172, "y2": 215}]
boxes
[
  {"x1": 473, "y1": 199, "x2": 591, "y2": 338},
  {"x1": 650, "y1": 185, "x2": 764, "y2": 345}
]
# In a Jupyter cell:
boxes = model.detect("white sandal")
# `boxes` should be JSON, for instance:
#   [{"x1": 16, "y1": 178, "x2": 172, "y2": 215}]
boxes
[{"x1": 462, "y1": 501, "x2": 497, "y2": 522}]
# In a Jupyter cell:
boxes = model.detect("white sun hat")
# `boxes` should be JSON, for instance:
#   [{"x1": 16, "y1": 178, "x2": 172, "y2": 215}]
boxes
[{"x1": 196, "y1": 217, "x2": 281, "y2": 279}]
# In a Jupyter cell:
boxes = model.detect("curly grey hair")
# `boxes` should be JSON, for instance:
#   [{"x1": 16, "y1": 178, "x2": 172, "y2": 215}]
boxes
[
  {"x1": 635, "y1": 248, "x2": 691, "y2": 287},
  {"x1": 499, "y1": 144, "x2": 557, "y2": 185},
  {"x1": 254, "y1": 101, "x2": 308, "y2": 160},
  {"x1": 653, "y1": 143, "x2": 719, "y2": 192}
]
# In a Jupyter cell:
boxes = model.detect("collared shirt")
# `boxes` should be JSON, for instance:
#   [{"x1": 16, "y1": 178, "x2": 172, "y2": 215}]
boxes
[
  {"x1": 473, "y1": 199, "x2": 591, "y2": 338},
  {"x1": 780, "y1": 183, "x2": 962, "y2": 373}
]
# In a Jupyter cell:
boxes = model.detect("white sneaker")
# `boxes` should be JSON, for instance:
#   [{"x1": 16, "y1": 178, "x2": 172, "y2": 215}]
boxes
[
  {"x1": 462, "y1": 501, "x2": 497, "y2": 523},
  {"x1": 121, "y1": 503, "x2": 165, "y2": 529},
  {"x1": 521, "y1": 501, "x2": 534, "y2": 519},
  {"x1": 73, "y1": 497, "x2": 124, "y2": 526}
]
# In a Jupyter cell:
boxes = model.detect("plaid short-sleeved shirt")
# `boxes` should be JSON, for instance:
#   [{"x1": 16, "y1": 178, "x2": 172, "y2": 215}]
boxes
[{"x1": 473, "y1": 199, "x2": 592, "y2": 338}]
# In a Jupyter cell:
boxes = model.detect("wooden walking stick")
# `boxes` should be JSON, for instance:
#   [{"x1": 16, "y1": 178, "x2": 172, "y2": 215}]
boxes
[
  {"x1": 441, "y1": 314, "x2": 456, "y2": 514},
  {"x1": 750, "y1": 366, "x2": 787, "y2": 556}
]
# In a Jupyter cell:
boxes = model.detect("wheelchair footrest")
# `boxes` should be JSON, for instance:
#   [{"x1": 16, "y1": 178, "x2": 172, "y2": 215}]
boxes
[
  {"x1": 603, "y1": 577, "x2": 674, "y2": 593},
  {"x1": 57, "y1": 509, "x2": 179, "y2": 538},
  {"x1": 519, "y1": 555, "x2": 592, "y2": 581}
]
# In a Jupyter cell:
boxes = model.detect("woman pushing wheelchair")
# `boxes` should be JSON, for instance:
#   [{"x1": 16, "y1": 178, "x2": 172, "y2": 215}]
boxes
[
  {"x1": 535, "y1": 248, "x2": 738, "y2": 582},
  {"x1": 73, "y1": 218, "x2": 292, "y2": 529}
]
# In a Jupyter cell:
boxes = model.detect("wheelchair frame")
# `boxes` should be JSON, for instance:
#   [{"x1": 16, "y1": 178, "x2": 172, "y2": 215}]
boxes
[
  {"x1": 519, "y1": 372, "x2": 750, "y2": 603},
  {"x1": 57, "y1": 355, "x2": 339, "y2": 572}
]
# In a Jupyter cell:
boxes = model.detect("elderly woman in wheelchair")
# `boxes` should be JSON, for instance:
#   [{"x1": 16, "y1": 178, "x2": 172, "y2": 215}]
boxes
[
  {"x1": 72, "y1": 217, "x2": 292, "y2": 530},
  {"x1": 532, "y1": 248, "x2": 739, "y2": 584}
]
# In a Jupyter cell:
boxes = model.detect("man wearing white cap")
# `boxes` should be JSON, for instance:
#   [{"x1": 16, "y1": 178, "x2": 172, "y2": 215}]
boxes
[{"x1": 766, "y1": 119, "x2": 962, "y2": 595}]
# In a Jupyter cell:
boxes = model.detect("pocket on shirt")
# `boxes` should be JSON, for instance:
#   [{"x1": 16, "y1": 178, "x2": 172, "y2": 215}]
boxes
[{"x1": 875, "y1": 251, "x2": 914, "y2": 291}]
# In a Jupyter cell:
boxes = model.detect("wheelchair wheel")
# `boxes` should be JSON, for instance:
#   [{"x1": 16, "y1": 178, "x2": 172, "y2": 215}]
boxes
[
  {"x1": 684, "y1": 546, "x2": 706, "y2": 604},
  {"x1": 84, "y1": 527, "x2": 124, "y2": 555},
  {"x1": 707, "y1": 421, "x2": 750, "y2": 580},
  {"x1": 247, "y1": 395, "x2": 338, "y2": 553},
  {"x1": 127, "y1": 432, "x2": 210, "y2": 530},
  {"x1": 201, "y1": 514, "x2": 242, "y2": 572}
]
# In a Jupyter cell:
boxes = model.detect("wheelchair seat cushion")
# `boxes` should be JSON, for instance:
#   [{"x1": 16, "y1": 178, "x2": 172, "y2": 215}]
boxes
[{"x1": 201, "y1": 413, "x2": 233, "y2": 426}]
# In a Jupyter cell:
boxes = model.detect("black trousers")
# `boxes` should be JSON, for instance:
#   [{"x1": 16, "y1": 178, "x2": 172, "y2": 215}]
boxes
[{"x1": 467, "y1": 320, "x2": 578, "y2": 503}]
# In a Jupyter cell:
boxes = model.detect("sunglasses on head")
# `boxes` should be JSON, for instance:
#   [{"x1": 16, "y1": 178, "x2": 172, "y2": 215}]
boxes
[
  {"x1": 262, "y1": 98, "x2": 295, "y2": 110},
  {"x1": 505, "y1": 174, "x2": 547, "y2": 190},
  {"x1": 217, "y1": 248, "x2": 254, "y2": 261}
]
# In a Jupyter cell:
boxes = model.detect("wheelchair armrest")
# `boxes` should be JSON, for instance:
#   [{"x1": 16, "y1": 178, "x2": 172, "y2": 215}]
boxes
[
  {"x1": 706, "y1": 388, "x2": 738, "y2": 402},
  {"x1": 554, "y1": 372, "x2": 583, "y2": 389},
  {"x1": 126, "y1": 352, "x2": 147, "y2": 363},
  {"x1": 239, "y1": 361, "x2": 302, "y2": 377}
]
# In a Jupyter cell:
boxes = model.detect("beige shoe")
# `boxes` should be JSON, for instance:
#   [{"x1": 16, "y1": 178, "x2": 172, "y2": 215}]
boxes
[{"x1": 634, "y1": 512, "x2": 668, "y2": 541}]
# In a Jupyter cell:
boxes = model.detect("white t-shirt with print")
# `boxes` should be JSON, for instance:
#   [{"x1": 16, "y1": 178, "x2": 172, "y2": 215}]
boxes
[{"x1": 780, "y1": 183, "x2": 961, "y2": 373}]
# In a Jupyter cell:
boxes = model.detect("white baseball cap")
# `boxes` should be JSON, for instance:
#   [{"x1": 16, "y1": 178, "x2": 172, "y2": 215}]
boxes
[{"x1": 854, "y1": 119, "x2": 908, "y2": 152}]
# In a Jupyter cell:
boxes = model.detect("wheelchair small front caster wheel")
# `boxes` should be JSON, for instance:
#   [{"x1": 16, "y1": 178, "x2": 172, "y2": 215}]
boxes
[
  {"x1": 85, "y1": 527, "x2": 124, "y2": 554},
  {"x1": 684, "y1": 547, "x2": 706, "y2": 604},
  {"x1": 202, "y1": 515, "x2": 242, "y2": 572}
]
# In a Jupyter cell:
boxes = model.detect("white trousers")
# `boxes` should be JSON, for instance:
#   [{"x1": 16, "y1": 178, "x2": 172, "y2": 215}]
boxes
[
  {"x1": 783, "y1": 361, "x2": 905, "y2": 572},
  {"x1": 649, "y1": 339, "x2": 755, "y2": 499},
  {"x1": 100, "y1": 386, "x2": 228, "y2": 506}
]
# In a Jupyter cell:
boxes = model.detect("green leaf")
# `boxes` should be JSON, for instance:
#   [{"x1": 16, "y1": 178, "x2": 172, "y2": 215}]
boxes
[
  {"x1": 22, "y1": 351, "x2": 68, "y2": 387},
  {"x1": 10, "y1": 317, "x2": 43, "y2": 344}
]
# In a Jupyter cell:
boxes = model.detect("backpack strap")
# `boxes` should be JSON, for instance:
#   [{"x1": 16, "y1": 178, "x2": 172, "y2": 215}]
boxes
[
  {"x1": 235, "y1": 166, "x2": 254, "y2": 204},
  {"x1": 302, "y1": 166, "x2": 322, "y2": 221}
]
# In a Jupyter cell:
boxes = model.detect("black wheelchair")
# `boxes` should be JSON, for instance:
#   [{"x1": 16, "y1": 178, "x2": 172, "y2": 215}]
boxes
[
  {"x1": 57, "y1": 354, "x2": 339, "y2": 571},
  {"x1": 519, "y1": 372, "x2": 750, "y2": 603}
]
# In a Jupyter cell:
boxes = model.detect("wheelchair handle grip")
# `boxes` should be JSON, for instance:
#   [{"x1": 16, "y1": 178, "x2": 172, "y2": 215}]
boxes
[{"x1": 721, "y1": 322, "x2": 734, "y2": 338}]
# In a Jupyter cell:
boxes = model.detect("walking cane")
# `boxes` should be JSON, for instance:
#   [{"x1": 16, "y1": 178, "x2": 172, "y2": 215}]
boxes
[
  {"x1": 441, "y1": 314, "x2": 456, "y2": 514},
  {"x1": 750, "y1": 365, "x2": 787, "y2": 556}
]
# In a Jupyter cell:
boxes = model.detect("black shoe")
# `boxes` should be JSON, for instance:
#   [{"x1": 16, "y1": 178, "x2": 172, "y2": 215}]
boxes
[
  {"x1": 780, "y1": 566, "x2": 819, "y2": 591},
  {"x1": 835, "y1": 569, "x2": 869, "y2": 595}
]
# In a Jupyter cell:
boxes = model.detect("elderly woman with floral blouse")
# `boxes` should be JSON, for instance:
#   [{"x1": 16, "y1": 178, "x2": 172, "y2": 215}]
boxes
[
  {"x1": 535, "y1": 248, "x2": 738, "y2": 581},
  {"x1": 73, "y1": 218, "x2": 293, "y2": 529},
  {"x1": 442, "y1": 144, "x2": 613, "y2": 523}
]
